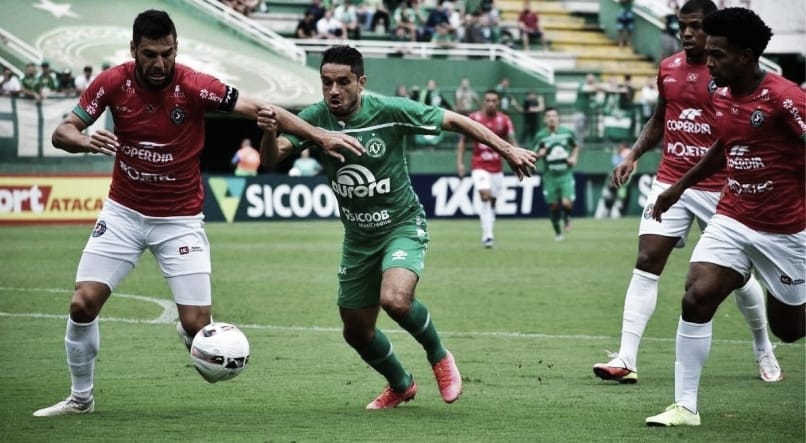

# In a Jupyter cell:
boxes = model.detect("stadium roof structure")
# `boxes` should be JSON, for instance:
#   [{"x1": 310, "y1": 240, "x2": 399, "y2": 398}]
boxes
[{"x1": 1, "y1": 0, "x2": 322, "y2": 109}]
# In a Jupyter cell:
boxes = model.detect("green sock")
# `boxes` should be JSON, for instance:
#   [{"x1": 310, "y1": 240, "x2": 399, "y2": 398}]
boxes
[
  {"x1": 396, "y1": 299, "x2": 447, "y2": 365},
  {"x1": 550, "y1": 208, "x2": 562, "y2": 235},
  {"x1": 356, "y1": 329, "x2": 411, "y2": 392}
]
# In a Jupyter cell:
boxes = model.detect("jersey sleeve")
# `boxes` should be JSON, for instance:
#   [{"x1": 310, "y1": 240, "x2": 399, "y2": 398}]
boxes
[
  {"x1": 72, "y1": 70, "x2": 115, "y2": 125},
  {"x1": 190, "y1": 71, "x2": 239, "y2": 112},
  {"x1": 779, "y1": 84, "x2": 806, "y2": 141}
]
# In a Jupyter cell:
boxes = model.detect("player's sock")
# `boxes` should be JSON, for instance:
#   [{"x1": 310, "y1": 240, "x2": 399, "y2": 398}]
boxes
[
  {"x1": 356, "y1": 329, "x2": 412, "y2": 392},
  {"x1": 480, "y1": 201, "x2": 493, "y2": 240},
  {"x1": 618, "y1": 269, "x2": 660, "y2": 369},
  {"x1": 396, "y1": 299, "x2": 448, "y2": 365},
  {"x1": 488, "y1": 201, "x2": 496, "y2": 238},
  {"x1": 674, "y1": 318, "x2": 712, "y2": 414},
  {"x1": 65, "y1": 315, "x2": 99, "y2": 401},
  {"x1": 562, "y1": 206, "x2": 571, "y2": 227},
  {"x1": 550, "y1": 208, "x2": 561, "y2": 235},
  {"x1": 732, "y1": 275, "x2": 773, "y2": 353}
]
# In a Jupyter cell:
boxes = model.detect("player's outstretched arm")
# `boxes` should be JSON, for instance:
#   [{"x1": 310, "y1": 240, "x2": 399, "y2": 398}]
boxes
[
  {"x1": 651, "y1": 140, "x2": 725, "y2": 222},
  {"x1": 52, "y1": 113, "x2": 117, "y2": 156},
  {"x1": 236, "y1": 96, "x2": 364, "y2": 162},
  {"x1": 612, "y1": 96, "x2": 666, "y2": 188},
  {"x1": 257, "y1": 105, "x2": 291, "y2": 169},
  {"x1": 442, "y1": 110, "x2": 537, "y2": 180}
]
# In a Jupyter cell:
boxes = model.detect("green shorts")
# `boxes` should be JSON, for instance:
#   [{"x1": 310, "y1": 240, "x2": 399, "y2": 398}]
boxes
[
  {"x1": 337, "y1": 219, "x2": 429, "y2": 309},
  {"x1": 542, "y1": 173, "x2": 576, "y2": 204}
]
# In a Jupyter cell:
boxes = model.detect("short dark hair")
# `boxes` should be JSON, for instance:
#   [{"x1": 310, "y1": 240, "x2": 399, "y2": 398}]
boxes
[
  {"x1": 483, "y1": 89, "x2": 500, "y2": 97},
  {"x1": 545, "y1": 106, "x2": 559, "y2": 114},
  {"x1": 321, "y1": 45, "x2": 364, "y2": 77},
  {"x1": 133, "y1": 10, "x2": 177, "y2": 45},
  {"x1": 703, "y1": 7, "x2": 772, "y2": 59},
  {"x1": 679, "y1": 0, "x2": 717, "y2": 16}
]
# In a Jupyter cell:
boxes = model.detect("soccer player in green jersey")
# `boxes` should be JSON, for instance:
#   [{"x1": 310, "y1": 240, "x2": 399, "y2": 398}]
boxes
[
  {"x1": 532, "y1": 107, "x2": 580, "y2": 241},
  {"x1": 257, "y1": 45, "x2": 537, "y2": 409}
]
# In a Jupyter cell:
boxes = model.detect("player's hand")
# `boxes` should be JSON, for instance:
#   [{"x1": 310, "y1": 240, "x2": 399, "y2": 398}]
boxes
[
  {"x1": 317, "y1": 131, "x2": 364, "y2": 163},
  {"x1": 457, "y1": 163, "x2": 465, "y2": 178},
  {"x1": 88, "y1": 129, "x2": 119, "y2": 156},
  {"x1": 257, "y1": 106, "x2": 278, "y2": 133},
  {"x1": 651, "y1": 185, "x2": 683, "y2": 222},
  {"x1": 611, "y1": 158, "x2": 637, "y2": 188},
  {"x1": 504, "y1": 146, "x2": 538, "y2": 181}
]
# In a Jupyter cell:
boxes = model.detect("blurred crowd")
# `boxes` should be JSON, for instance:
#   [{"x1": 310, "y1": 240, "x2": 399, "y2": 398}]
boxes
[{"x1": 1, "y1": 60, "x2": 110, "y2": 102}]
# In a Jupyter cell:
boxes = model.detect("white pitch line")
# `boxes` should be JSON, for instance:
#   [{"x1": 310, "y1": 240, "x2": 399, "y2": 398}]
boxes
[{"x1": 0, "y1": 287, "x2": 788, "y2": 347}]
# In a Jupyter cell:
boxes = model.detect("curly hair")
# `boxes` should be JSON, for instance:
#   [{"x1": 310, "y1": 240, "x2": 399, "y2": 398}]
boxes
[{"x1": 703, "y1": 7, "x2": 773, "y2": 59}]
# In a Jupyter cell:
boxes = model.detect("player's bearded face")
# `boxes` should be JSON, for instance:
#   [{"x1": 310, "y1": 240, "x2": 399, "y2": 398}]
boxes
[
  {"x1": 321, "y1": 63, "x2": 366, "y2": 118},
  {"x1": 131, "y1": 36, "x2": 177, "y2": 90}
]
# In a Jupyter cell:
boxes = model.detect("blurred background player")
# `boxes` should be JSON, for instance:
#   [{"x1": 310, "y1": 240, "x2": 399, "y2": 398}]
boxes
[
  {"x1": 532, "y1": 107, "x2": 579, "y2": 241},
  {"x1": 289, "y1": 148, "x2": 323, "y2": 176},
  {"x1": 456, "y1": 89, "x2": 517, "y2": 248},
  {"x1": 646, "y1": 7, "x2": 804, "y2": 426},
  {"x1": 593, "y1": 0, "x2": 779, "y2": 387},
  {"x1": 32, "y1": 10, "x2": 360, "y2": 417},
  {"x1": 258, "y1": 45, "x2": 536, "y2": 409},
  {"x1": 231, "y1": 137, "x2": 260, "y2": 176}
]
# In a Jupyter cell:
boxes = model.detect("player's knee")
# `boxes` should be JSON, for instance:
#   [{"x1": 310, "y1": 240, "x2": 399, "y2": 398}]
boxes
[
  {"x1": 769, "y1": 315, "x2": 804, "y2": 343},
  {"x1": 69, "y1": 287, "x2": 103, "y2": 322},
  {"x1": 380, "y1": 294, "x2": 412, "y2": 320},
  {"x1": 342, "y1": 325, "x2": 373, "y2": 348},
  {"x1": 680, "y1": 281, "x2": 719, "y2": 322}
]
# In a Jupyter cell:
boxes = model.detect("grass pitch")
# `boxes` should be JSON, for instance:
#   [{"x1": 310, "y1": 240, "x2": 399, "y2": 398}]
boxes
[{"x1": 1, "y1": 218, "x2": 803, "y2": 442}]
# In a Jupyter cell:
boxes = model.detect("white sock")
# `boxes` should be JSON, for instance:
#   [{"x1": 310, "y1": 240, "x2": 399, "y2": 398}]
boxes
[
  {"x1": 65, "y1": 316, "x2": 99, "y2": 400},
  {"x1": 488, "y1": 201, "x2": 496, "y2": 237},
  {"x1": 480, "y1": 200, "x2": 493, "y2": 240},
  {"x1": 618, "y1": 269, "x2": 660, "y2": 370},
  {"x1": 674, "y1": 318, "x2": 712, "y2": 414},
  {"x1": 733, "y1": 275, "x2": 772, "y2": 355}
]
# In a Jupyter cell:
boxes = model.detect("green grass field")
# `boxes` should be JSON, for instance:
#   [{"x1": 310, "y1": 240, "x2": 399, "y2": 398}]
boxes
[{"x1": 1, "y1": 219, "x2": 803, "y2": 442}]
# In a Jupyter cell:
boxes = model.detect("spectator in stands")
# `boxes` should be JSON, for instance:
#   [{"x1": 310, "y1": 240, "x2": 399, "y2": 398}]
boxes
[
  {"x1": 494, "y1": 76, "x2": 522, "y2": 114},
  {"x1": 334, "y1": 0, "x2": 362, "y2": 40},
  {"x1": 296, "y1": 10, "x2": 318, "y2": 38},
  {"x1": 37, "y1": 61, "x2": 60, "y2": 99},
  {"x1": 521, "y1": 89, "x2": 545, "y2": 144},
  {"x1": 572, "y1": 73, "x2": 600, "y2": 144},
  {"x1": 444, "y1": 2, "x2": 464, "y2": 41},
  {"x1": 74, "y1": 65, "x2": 96, "y2": 94},
  {"x1": 20, "y1": 63, "x2": 41, "y2": 100},
  {"x1": 1, "y1": 66, "x2": 21, "y2": 97},
  {"x1": 231, "y1": 138, "x2": 261, "y2": 176},
  {"x1": 423, "y1": 0, "x2": 451, "y2": 42},
  {"x1": 392, "y1": 0, "x2": 425, "y2": 42},
  {"x1": 409, "y1": 84, "x2": 421, "y2": 101},
  {"x1": 289, "y1": 149, "x2": 323, "y2": 176},
  {"x1": 221, "y1": 0, "x2": 260, "y2": 16},
  {"x1": 317, "y1": 8, "x2": 345, "y2": 39},
  {"x1": 661, "y1": 1, "x2": 681, "y2": 59},
  {"x1": 394, "y1": 84, "x2": 410, "y2": 98},
  {"x1": 454, "y1": 76, "x2": 479, "y2": 115},
  {"x1": 517, "y1": 0, "x2": 543, "y2": 51},
  {"x1": 366, "y1": 0, "x2": 390, "y2": 34},
  {"x1": 616, "y1": 0, "x2": 635, "y2": 48},
  {"x1": 423, "y1": 79, "x2": 453, "y2": 110},
  {"x1": 639, "y1": 76, "x2": 658, "y2": 126},
  {"x1": 306, "y1": 0, "x2": 326, "y2": 23},
  {"x1": 58, "y1": 68, "x2": 76, "y2": 96},
  {"x1": 463, "y1": 11, "x2": 485, "y2": 43}
]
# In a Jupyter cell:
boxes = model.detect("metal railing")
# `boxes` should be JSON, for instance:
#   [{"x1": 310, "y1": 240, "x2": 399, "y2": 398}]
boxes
[
  {"x1": 289, "y1": 39, "x2": 555, "y2": 84},
  {"x1": 184, "y1": 0, "x2": 306, "y2": 64},
  {"x1": 0, "y1": 27, "x2": 42, "y2": 76}
]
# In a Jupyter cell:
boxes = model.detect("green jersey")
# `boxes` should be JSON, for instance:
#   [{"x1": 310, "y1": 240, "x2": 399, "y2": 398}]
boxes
[
  {"x1": 532, "y1": 126, "x2": 577, "y2": 176},
  {"x1": 285, "y1": 94, "x2": 444, "y2": 238}
]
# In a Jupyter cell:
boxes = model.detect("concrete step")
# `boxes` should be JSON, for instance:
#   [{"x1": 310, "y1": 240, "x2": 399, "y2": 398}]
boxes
[
  {"x1": 544, "y1": 29, "x2": 615, "y2": 45},
  {"x1": 553, "y1": 45, "x2": 647, "y2": 60}
]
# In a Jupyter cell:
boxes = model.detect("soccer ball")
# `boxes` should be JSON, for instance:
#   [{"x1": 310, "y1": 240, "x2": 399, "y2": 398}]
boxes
[{"x1": 190, "y1": 322, "x2": 250, "y2": 383}]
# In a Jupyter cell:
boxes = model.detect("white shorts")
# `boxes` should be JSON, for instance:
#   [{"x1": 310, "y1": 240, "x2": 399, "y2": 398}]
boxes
[
  {"x1": 638, "y1": 180, "x2": 718, "y2": 248},
  {"x1": 77, "y1": 199, "x2": 212, "y2": 303},
  {"x1": 471, "y1": 169, "x2": 504, "y2": 198},
  {"x1": 691, "y1": 214, "x2": 806, "y2": 306}
]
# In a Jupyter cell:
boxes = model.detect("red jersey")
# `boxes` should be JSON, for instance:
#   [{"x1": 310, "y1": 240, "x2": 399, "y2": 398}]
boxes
[
  {"x1": 712, "y1": 73, "x2": 806, "y2": 234},
  {"x1": 468, "y1": 110, "x2": 514, "y2": 173},
  {"x1": 656, "y1": 52, "x2": 725, "y2": 190},
  {"x1": 74, "y1": 62, "x2": 238, "y2": 217}
]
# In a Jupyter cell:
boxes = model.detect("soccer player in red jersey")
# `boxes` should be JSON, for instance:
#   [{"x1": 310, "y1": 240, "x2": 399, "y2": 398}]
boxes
[
  {"x1": 33, "y1": 10, "x2": 362, "y2": 417},
  {"x1": 593, "y1": 0, "x2": 777, "y2": 385},
  {"x1": 646, "y1": 7, "x2": 805, "y2": 426},
  {"x1": 456, "y1": 89, "x2": 517, "y2": 248}
]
